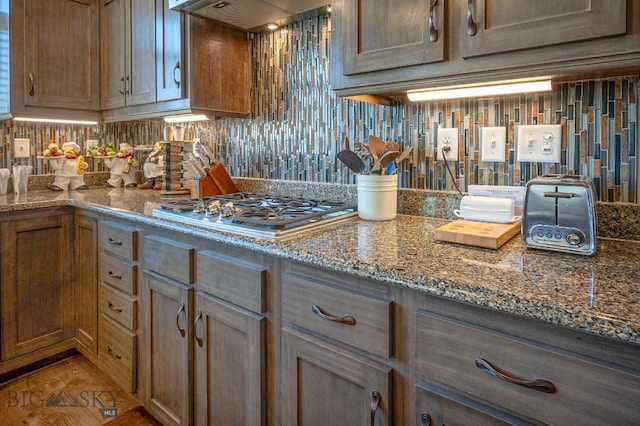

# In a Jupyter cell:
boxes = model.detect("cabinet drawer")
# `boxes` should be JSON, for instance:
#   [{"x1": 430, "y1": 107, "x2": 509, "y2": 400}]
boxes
[
  {"x1": 99, "y1": 314, "x2": 137, "y2": 394},
  {"x1": 143, "y1": 235, "x2": 195, "y2": 284},
  {"x1": 414, "y1": 310, "x2": 640, "y2": 425},
  {"x1": 197, "y1": 250, "x2": 266, "y2": 313},
  {"x1": 282, "y1": 273, "x2": 392, "y2": 359},
  {"x1": 99, "y1": 252, "x2": 137, "y2": 294},
  {"x1": 99, "y1": 283, "x2": 137, "y2": 330},
  {"x1": 99, "y1": 221, "x2": 137, "y2": 260}
]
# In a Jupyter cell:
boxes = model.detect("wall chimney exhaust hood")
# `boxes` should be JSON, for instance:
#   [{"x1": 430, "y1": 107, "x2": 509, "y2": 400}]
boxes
[{"x1": 169, "y1": 0, "x2": 329, "y2": 31}]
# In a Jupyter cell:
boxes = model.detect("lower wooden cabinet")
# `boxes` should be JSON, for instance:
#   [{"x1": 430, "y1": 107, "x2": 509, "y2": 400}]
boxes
[
  {"x1": 194, "y1": 291, "x2": 266, "y2": 426},
  {"x1": 74, "y1": 210, "x2": 99, "y2": 356},
  {"x1": 142, "y1": 270, "x2": 194, "y2": 426},
  {"x1": 0, "y1": 209, "x2": 74, "y2": 364},
  {"x1": 281, "y1": 328, "x2": 393, "y2": 426}
]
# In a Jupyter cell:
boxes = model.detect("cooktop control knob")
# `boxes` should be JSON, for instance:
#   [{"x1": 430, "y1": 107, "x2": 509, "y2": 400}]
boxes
[{"x1": 566, "y1": 232, "x2": 584, "y2": 246}]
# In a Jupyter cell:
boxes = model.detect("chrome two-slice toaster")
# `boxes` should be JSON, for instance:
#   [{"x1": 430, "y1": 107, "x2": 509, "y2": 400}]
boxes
[{"x1": 522, "y1": 175, "x2": 598, "y2": 256}]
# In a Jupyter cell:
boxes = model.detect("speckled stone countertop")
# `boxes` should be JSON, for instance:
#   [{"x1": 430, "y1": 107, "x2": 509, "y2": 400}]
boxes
[{"x1": 1, "y1": 186, "x2": 639, "y2": 346}]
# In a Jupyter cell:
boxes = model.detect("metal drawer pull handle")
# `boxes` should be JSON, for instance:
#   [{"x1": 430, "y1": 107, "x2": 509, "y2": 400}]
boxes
[
  {"x1": 194, "y1": 310, "x2": 203, "y2": 347},
  {"x1": 467, "y1": 0, "x2": 477, "y2": 36},
  {"x1": 176, "y1": 301, "x2": 186, "y2": 337},
  {"x1": 475, "y1": 358, "x2": 556, "y2": 393},
  {"x1": 28, "y1": 72, "x2": 35, "y2": 96},
  {"x1": 118, "y1": 75, "x2": 125, "y2": 95},
  {"x1": 108, "y1": 237, "x2": 122, "y2": 245},
  {"x1": 312, "y1": 305, "x2": 356, "y2": 325},
  {"x1": 370, "y1": 390, "x2": 380, "y2": 426},
  {"x1": 108, "y1": 271, "x2": 122, "y2": 279},
  {"x1": 107, "y1": 346, "x2": 122, "y2": 359},
  {"x1": 107, "y1": 301, "x2": 123, "y2": 312},
  {"x1": 420, "y1": 413, "x2": 432, "y2": 426},
  {"x1": 428, "y1": 0, "x2": 438, "y2": 42}
]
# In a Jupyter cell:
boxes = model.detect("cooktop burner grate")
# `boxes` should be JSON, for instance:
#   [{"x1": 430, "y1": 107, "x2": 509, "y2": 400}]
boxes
[{"x1": 154, "y1": 192, "x2": 358, "y2": 239}]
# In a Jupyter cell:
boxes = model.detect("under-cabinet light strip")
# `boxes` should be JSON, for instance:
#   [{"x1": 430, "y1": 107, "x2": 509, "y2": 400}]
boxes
[
  {"x1": 14, "y1": 117, "x2": 98, "y2": 125},
  {"x1": 407, "y1": 79, "x2": 553, "y2": 102}
]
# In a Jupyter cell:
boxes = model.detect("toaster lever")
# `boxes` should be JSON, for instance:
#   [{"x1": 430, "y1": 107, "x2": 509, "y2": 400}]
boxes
[{"x1": 543, "y1": 191, "x2": 575, "y2": 199}]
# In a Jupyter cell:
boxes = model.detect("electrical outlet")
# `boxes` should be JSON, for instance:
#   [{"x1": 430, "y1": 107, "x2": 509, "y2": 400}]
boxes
[
  {"x1": 437, "y1": 128, "x2": 458, "y2": 161},
  {"x1": 481, "y1": 127, "x2": 506, "y2": 162},
  {"x1": 14, "y1": 138, "x2": 30, "y2": 158},
  {"x1": 516, "y1": 124, "x2": 562, "y2": 163}
]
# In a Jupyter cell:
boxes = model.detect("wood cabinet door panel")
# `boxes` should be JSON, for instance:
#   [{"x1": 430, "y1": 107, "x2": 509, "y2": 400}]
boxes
[
  {"x1": 415, "y1": 382, "x2": 532, "y2": 426},
  {"x1": 101, "y1": 0, "x2": 128, "y2": 109},
  {"x1": 460, "y1": 0, "x2": 627, "y2": 58},
  {"x1": 142, "y1": 270, "x2": 193, "y2": 426},
  {"x1": 75, "y1": 212, "x2": 99, "y2": 354},
  {"x1": 0, "y1": 213, "x2": 73, "y2": 361},
  {"x1": 127, "y1": 0, "x2": 156, "y2": 106},
  {"x1": 342, "y1": 0, "x2": 444, "y2": 75},
  {"x1": 156, "y1": 0, "x2": 184, "y2": 102},
  {"x1": 281, "y1": 329, "x2": 392, "y2": 426},
  {"x1": 194, "y1": 292, "x2": 266, "y2": 426},
  {"x1": 23, "y1": 0, "x2": 100, "y2": 110}
]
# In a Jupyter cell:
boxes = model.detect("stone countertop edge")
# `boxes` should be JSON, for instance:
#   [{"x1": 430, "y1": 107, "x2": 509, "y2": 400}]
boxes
[{"x1": 1, "y1": 186, "x2": 639, "y2": 346}]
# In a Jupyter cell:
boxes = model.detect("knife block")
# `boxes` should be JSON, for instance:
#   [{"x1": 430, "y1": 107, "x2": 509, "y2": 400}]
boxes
[{"x1": 190, "y1": 162, "x2": 240, "y2": 198}]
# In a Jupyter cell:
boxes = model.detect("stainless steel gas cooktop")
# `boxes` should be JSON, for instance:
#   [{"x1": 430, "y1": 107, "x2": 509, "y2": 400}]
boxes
[{"x1": 152, "y1": 192, "x2": 358, "y2": 240}]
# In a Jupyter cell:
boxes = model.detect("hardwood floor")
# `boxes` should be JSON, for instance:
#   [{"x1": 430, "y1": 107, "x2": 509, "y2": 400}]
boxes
[{"x1": 0, "y1": 354, "x2": 144, "y2": 425}]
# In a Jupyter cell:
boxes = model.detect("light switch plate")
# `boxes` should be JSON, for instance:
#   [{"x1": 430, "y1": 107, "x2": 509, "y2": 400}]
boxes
[
  {"x1": 14, "y1": 138, "x2": 30, "y2": 158},
  {"x1": 481, "y1": 126, "x2": 506, "y2": 162},
  {"x1": 516, "y1": 124, "x2": 562, "y2": 163},
  {"x1": 437, "y1": 127, "x2": 458, "y2": 161}
]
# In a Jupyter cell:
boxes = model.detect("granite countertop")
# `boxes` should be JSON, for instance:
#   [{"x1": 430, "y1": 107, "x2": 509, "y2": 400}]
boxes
[{"x1": 2, "y1": 187, "x2": 639, "y2": 345}]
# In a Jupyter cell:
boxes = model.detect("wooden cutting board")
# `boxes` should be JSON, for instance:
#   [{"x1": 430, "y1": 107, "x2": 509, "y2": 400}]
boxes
[{"x1": 434, "y1": 219, "x2": 521, "y2": 249}]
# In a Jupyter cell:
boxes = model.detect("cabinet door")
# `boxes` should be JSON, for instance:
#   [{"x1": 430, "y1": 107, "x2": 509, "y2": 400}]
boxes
[
  {"x1": 0, "y1": 212, "x2": 74, "y2": 361},
  {"x1": 75, "y1": 212, "x2": 99, "y2": 354},
  {"x1": 194, "y1": 292, "x2": 266, "y2": 426},
  {"x1": 415, "y1": 382, "x2": 532, "y2": 426},
  {"x1": 341, "y1": 0, "x2": 444, "y2": 75},
  {"x1": 156, "y1": 0, "x2": 184, "y2": 102},
  {"x1": 23, "y1": 0, "x2": 100, "y2": 110},
  {"x1": 101, "y1": 0, "x2": 128, "y2": 109},
  {"x1": 127, "y1": 0, "x2": 156, "y2": 106},
  {"x1": 281, "y1": 329, "x2": 392, "y2": 426},
  {"x1": 142, "y1": 270, "x2": 193, "y2": 426},
  {"x1": 460, "y1": 0, "x2": 627, "y2": 58}
]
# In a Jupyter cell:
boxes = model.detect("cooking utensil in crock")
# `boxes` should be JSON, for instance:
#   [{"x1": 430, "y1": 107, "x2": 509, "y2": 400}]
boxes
[{"x1": 337, "y1": 149, "x2": 366, "y2": 173}]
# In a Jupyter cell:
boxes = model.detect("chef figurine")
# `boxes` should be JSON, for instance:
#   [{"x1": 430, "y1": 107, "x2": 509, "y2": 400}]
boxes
[
  {"x1": 104, "y1": 142, "x2": 138, "y2": 188},
  {"x1": 139, "y1": 142, "x2": 164, "y2": 190},
  {"x1": 48, "y1": 142, "x2": 89, "y2": 191}
]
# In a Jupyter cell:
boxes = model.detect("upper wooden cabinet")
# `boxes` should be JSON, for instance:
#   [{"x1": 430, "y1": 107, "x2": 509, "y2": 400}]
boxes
[
  {"x1": 103, "y1": 0, "x2": 249, "y2": 121},
  {"x1": 331, "y1": 0, "x2": 639, "y2": 96},
  {"x1": 460, "y1": 0, "x2": 627, "y2": 58},
  {"x1": 101, "y1": 0, "x2": 156, "y2": 109},
  {"x1": 1, "y1": 0, "x2": 101, "y2": 121},
  {"x1": 341, "y1": 0, "x2": 444, "y2": 75}
]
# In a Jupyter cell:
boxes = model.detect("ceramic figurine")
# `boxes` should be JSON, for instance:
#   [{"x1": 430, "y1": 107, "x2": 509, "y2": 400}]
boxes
[
  {"x1": 48, "y1": 142, "x2": 89, "y2": 191},
  {"x1": 139, "y1": 142, "x2": 164, "y2": 190},
  {"x1": 104, "y1": 142, "x2": 138, "y2": 188}
]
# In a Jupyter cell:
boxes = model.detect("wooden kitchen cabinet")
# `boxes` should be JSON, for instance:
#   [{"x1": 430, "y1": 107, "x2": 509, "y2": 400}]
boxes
[
  {"x1": 104, "y1": 0, "x2": 249, "y2": 121},
  {"x1": 2, "y1": 0, "x2": 101, "y2": 121},
  {"x1": 141, "y1": 235, "x2": 196, "y2": 426},
  {"x1": 0, "y1": 208, "x2": 74, "y2": 364},
  {"x1": 101, "y1": 0, "x2": 156, "y2": 109},
  {"x1": 74, "y1": 210, "x2": 99, "y2": 358},
  {"x1": 194, "y1": 250, "x2": 268, "y2": 426},
  {"x1": 280, "y1": 261, "x2": 395, "y2": 425},
  {"x1": 340, "y1": 0, "x2": 444, "y2": 75},
  {"x1": 330, "y1": 0, "x2": 640, "y2": 96}
]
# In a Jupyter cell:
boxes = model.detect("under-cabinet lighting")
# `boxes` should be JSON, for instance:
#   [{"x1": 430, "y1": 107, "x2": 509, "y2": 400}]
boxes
[
  {"x1": 163, "y1": 114, "x2": 210, "y2": 123},
  {"x1": 14, "y1": 117, "x2": 98, "y2": 125},
  {"x1": 407, "y1": 79, "x2": 553, "y2": 102}
]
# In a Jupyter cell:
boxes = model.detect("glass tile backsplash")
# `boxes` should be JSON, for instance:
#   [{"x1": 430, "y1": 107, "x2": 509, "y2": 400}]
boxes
[{"x1": 0, "y1": 13, "x2": 638, "y2": 203}]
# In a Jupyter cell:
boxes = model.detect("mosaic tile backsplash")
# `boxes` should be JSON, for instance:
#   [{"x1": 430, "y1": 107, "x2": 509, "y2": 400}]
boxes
[{"x1": 0, "y1": 13, "x2": 638, "y2": 203}]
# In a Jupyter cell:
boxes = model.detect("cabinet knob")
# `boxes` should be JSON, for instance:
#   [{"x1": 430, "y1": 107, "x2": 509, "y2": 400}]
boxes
[
  {"x1": 420, "y1": 413, "x2": 432, "y2": 426},
  {"x1": 429, "y1": 0, "x2": 438, "y2": 42},
  {"x1": 370, "y1": 390, "x2": 380, "y2": 426},
  {"x1": 173, "y1": 61, "x2": 181, "y2": 88},
  {"x1": 28, "y1": 72, "x2": 35, "y2": 96},
  {"x1": 107, "y1": 345, "x2": 122, "y2": 359}
]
